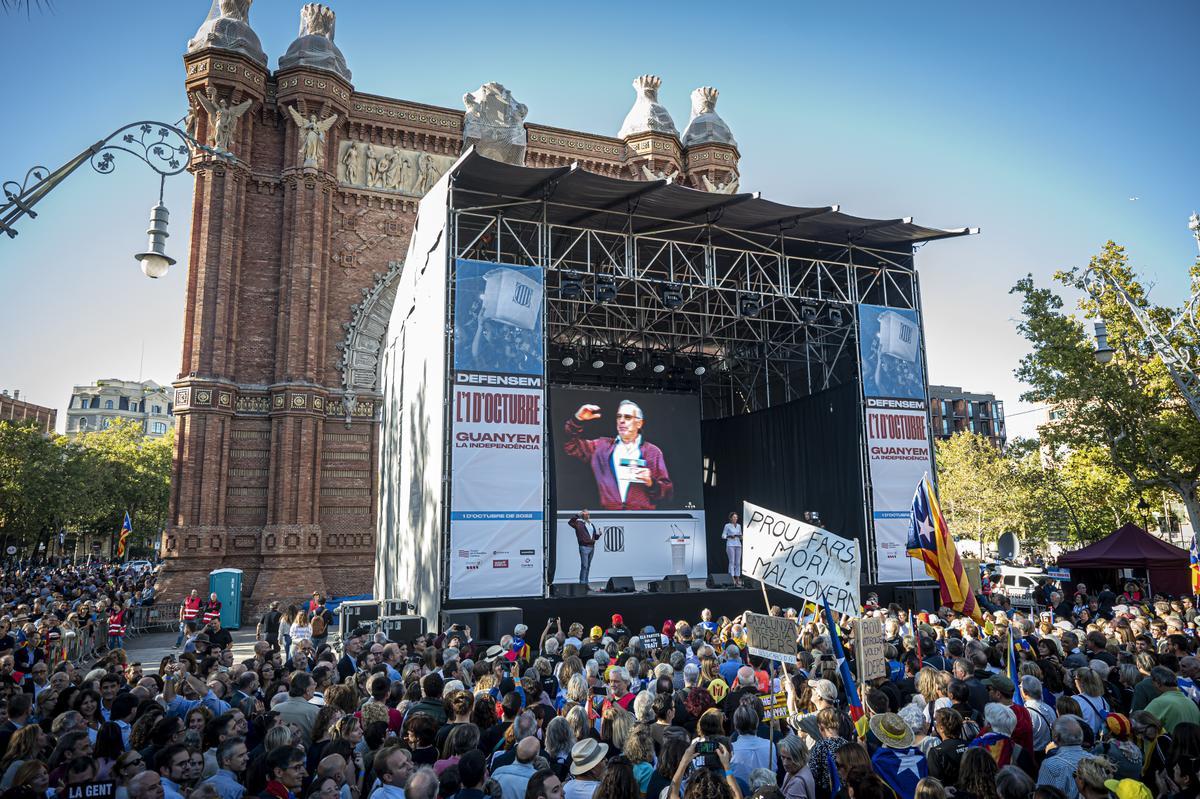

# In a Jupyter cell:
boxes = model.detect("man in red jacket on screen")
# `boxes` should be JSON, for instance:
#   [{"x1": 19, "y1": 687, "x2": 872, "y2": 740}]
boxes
[{"x1": 564, "y1": 399, "x2": 673, "y2": 511}]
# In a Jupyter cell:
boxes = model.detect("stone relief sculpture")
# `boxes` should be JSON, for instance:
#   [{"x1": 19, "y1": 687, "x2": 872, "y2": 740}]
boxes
[
  {"x1": 682, "y1": 87, "x2": 737, "y2": 148},
  {"x1": 618, "y1": 75, "x2": 678, "y2": 139},
  {"x1": 340, "y1": 141, "x2": 361, "y2": 184},
  {"x1": 187, "y1": 0, "x2": 267, "y2": 65},
  {"x1": 335, "y1": 141, "x2": 455, "y2": 198},
  {"x1": 287, "y1": 106, "x2": 339, "y2": 168},
  {"x1": 462, "y1": 82, "x2": 529, "y2": 166},
  {"x1": 278, "y1": 3, "x2": 352, "y2": 81},
  {"x1": 701, "y1": 174, "x2": 740, "y2": 194},
  {"x1": 640, "y1": 163, "x2": 679, "y2": 183}
]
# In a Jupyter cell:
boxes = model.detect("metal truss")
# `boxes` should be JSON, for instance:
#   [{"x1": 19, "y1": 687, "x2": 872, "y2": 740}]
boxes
[{"x1": 448, "y1": 191, "x2": 920, "y2": 418}]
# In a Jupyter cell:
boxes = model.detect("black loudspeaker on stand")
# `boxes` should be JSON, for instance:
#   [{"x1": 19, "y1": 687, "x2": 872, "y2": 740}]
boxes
[
  {"x1": 551, "y1": 583, "x2": 589, "y2": 597},
  {"x1": 606, "y1": 576, "x2": 636, "y2": 593}
]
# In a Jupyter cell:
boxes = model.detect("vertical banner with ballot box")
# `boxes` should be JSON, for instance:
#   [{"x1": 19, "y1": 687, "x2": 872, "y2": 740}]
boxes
[
  {"x1": 857, "y1": 304, "x2": 933, "y2": 583},
  {"x1": 449, "y1": 259, "x2": 546, "y2": 599}
]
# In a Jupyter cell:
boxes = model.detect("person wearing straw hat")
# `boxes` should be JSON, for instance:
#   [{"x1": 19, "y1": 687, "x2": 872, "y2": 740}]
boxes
[
  {"x1": 869, "y1": 712, "x2": 928, "y2": 799},
  {"x1": 564, "y1": 740, "x2": 608, "y2": 799}
]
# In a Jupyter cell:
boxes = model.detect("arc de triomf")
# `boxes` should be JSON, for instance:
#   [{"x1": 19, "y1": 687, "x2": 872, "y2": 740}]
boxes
[{"x1": 160, "y1": 1, "x2": 743, "y2": 607}]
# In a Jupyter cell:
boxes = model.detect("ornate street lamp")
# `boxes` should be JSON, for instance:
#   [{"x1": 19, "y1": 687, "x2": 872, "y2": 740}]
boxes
[
  {"x1": 1084, "y1": 214, "x2": 1200, "y2": 424},
  {"x1": 1, "y1": 120, "x2": 228, "y2": 278}
]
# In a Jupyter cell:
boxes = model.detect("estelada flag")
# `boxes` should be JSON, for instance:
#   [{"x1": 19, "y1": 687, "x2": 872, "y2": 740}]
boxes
[
  {"x1": 116, "y1": 512, "x2": 132, "y2": 557},
  {"x1": 906, "y1": 475, "x2": 984, "y2": 624},
  {"x1": 1190, "y1": 532, "x2": 1200, "y2": 595},
  {"x1": 822, "y1": 596, "x2": 867, "y2": 739}
]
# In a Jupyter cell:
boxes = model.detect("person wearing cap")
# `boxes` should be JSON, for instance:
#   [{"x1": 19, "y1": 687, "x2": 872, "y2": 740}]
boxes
[
  {"x1": 869, "y1": 712, "x2": 928, "y2": 799},
  {"x1": 985, "y1": 673, "x2": 1033, "y2": 753},
  {"x1": 564, "y1": 739, "x2": 607, "y2": 799},
  {"x1": 605, "y1": 615, "x2": 629, "y2": 641}
]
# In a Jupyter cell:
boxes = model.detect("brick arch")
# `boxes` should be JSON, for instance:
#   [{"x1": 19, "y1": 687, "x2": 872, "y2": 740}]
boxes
[{"x1": 334, "y1": 259, "x2": 404, "y2": 422}]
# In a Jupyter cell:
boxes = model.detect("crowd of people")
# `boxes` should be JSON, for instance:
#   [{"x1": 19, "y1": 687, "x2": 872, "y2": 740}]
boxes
[{"x1": 0, "y1": 565, "x2": 1198, "y2": 799}]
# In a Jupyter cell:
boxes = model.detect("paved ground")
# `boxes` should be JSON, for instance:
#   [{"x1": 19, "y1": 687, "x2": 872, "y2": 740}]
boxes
[{"x1": 123, "y1": 627, "x2": 261, "y2": 673}]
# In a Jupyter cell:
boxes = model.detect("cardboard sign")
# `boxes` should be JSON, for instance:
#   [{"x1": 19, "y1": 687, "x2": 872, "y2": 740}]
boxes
[
  {"x1": 856, "y1": 617, "x2": 887, "y2": 681},
  {"x1": 742, "y1": 501, "x2": 862, "y2": 617},
  {"x1": 745, "y1": 611, "x2": 798, "y2": 665},
  {"x1": 761, "y1": 691, "x2": 790, "y2": 720}
]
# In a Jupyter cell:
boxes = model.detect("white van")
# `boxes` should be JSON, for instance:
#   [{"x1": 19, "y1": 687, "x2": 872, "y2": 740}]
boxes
[{"x1": 996, "y1": 566, "x2": 1044, "y2": 609}]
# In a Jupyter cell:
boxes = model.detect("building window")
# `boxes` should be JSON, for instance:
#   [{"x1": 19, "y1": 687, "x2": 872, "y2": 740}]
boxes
[
  {"x1": 152, "y1": 422, "x2": 167, "y2": 434},
  {"x1": 77, "y1": 417, "x2": 89, "y2": 430},
  {"x1": 104, "y1": 400, "x2": 113, "y2": 409},
  {"x1": 152, "y1": 405, "x2": 162, "y2": 415},
  {"x1": 90, "y1": 397, "x2": 100, "y2": 408},
  {"x1": 102, "y1": 418, "x2": 111, "y2": 428}
]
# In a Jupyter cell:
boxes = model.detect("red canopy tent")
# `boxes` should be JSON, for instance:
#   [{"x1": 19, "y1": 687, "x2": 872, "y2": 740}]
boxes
[{"x1": 1058, "y1": 522, "x2": 1191, "y2": 596}]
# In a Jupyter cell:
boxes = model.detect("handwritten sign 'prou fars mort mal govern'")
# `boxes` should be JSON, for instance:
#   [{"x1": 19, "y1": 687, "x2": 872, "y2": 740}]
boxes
[{"x1": 741, "y1": 501, "x2": 862, "y2": 617}]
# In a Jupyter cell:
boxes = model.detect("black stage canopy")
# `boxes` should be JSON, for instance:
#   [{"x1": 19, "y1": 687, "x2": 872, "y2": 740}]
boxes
[{"x1": 447, "y1": 150, "x2": 977, "y2": 256}]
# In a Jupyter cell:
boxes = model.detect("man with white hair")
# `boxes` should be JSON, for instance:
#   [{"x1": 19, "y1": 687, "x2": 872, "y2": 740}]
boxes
[
  {"x1": 602, "y1": 666, "x2": 634, "y2": 712},
  {"x1": 1020, "y1": 675, "x2": 1056, "y2": 753},
  {"x1": 564, "y1": 399, "x2": 674, "y2": 510},
  {"x1": 976, "y1": 703, "x2": 1035, "y2": 777}
]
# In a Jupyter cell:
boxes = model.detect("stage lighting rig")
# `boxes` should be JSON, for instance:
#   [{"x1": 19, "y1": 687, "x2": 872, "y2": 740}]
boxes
[
  {"x1": 559, "y1": 348, "x2": 577, "y2": 368},
  {"x1": 738, "y1": 293, "x2": 761, "y2": 318},
  {"x1": 799, "y1": 301, "x2": 819, "y2": 324},
  {"x1": 826, "y1": 307, "x2": 844, "y2": 326},
  {"x1": 590, "y1": 351, "x2": 606, "y2": 369},
  {"x1": 594, "y1": 274, "x2": 617, "y2": 303},
  {"x1": 650, "y1": 357, "x2": 667, "y2": 374},
  {"x1": 692, "y1": 361, "x2": 708, "y2": 377},
  {"x1": 659, "y1": 282, "x2": 684, "y2": 309},
  {"x1": 558, "y1": 271, "x2": 584, "y2": 299},
  {"x1": 623, "y1": 351, "x2": 639, "y2": 371}
]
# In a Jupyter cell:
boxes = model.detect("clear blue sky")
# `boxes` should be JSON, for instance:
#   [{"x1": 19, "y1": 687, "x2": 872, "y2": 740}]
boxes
[{"x1": 1, "y1": 0, "x2": 1197, "y2": 437}]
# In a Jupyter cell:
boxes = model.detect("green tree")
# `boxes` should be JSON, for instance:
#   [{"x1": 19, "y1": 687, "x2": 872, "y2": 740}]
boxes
[
  {"x1": 72, "y1": 419, "x2": 173, "y2": 555},
  {"x1": 1011, "y1": 241, "x2": 1200, "y2": 534},
  {"x1": 934, "y1": 431, "x2": 1026, "y2": 550},
  {"x1": 0, "y1": 421, "x2": 81, "y2": 555}
]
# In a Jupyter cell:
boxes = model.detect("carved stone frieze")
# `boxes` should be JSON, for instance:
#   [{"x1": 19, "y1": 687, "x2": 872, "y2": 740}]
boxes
[{"x1": 336, "y1": 141, "x2": 454, "y2": 197}]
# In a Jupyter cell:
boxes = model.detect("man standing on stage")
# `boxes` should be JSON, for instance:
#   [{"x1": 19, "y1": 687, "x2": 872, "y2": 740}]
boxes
[
  {"x1": 564, "y1": 400, "x2": 674, "y2": 510},
  {"x1": 568, "y1": 509, "x2": 602, "y2": 586}
]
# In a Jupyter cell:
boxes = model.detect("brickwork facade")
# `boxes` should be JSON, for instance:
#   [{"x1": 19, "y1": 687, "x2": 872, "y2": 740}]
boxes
[{"x1": 160, "y1": 13, "x2": 741, "y2": 611}]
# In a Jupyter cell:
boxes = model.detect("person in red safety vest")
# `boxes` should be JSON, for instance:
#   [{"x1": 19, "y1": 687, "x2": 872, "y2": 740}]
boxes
[
  {"x1": 107, "y1": 603, "x2": 127, "y2": 650},
  {"x1": 203, "y1": 592, "x2": 222, "y2": 625},
  {"x1": 176, "y1": 589, "x2": 203, "y2": 648}
]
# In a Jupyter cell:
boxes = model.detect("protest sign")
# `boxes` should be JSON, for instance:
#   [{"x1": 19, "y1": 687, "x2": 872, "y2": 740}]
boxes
[
  {"x1": 66, "y1": 783, "x2": 115, "y2": 799},
  {"x1": 761, "y1": 691, "x2": 790, "y2": 720},
  {"x1": 856, "y1": 617, "x2": 887, "y2": 681},
  {"x1": 744, "y1": 611, "x2": 798, "y2": 665},
  {"x1": 742, "y1": 501, "x2": 862, "y2": 617}
]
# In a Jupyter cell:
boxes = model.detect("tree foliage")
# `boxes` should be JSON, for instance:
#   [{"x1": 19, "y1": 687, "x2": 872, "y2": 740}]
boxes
[
  {"x1": 936, "y1": 431, "x2": 1157, "y2": 554},
  {"x1": 1011, "y1": 241, "x2": 1200, "y2": 534},
  {"x1": 0, "y1": 418, "x2": 173, "y2": 558}
]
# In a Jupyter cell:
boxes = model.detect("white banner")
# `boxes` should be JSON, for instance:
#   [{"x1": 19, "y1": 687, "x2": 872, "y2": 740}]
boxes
[
  {"x1": 741, "y1": 501, "x2": 862, "y2": 617},
  {"x1": 550, "y1": 512, "x2": 707, "y2": 584},
  {"x1": 448, "y1": 380, "x2": 545, "y2": 598},
  {"x1": 865, "y1": 403, "x2": 932, "y2": 583}
]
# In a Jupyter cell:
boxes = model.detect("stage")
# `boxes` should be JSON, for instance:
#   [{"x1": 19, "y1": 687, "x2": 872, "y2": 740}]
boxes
[{"x1": 376, "y1": 150, "x2": 971, "y2": 630}]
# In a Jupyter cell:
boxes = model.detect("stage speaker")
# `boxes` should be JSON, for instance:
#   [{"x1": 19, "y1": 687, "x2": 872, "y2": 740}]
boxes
[
  {"x1": 443, "y1": 607, "x2": 523, "y2": 641},
  {"x1": 379, "y1": 615, "x2": 425, "y2": 643},
  {"x1": 649, "y1": 576, "x2": 690, "y2": 593},
  {"x1": 894, "y1": 585, "x2": 939, "y2": 614},
  {"x1": 552, "y1": 583, "x2": 589, "y2": 597},
  {"x1": 706, "y1": 573, "x2": 736, "y2": 589},
  {"x1": 606, "y1": 576, "x2": 636, "y2": 593}
]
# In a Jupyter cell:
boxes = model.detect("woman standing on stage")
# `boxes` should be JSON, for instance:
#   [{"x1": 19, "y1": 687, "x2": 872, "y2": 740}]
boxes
[{"x1": 722, "y1": 512, "x2": 743, "y2": 587}]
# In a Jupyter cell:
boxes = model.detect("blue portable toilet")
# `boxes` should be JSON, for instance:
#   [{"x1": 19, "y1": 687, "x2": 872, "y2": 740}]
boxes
[{"x1": 208, "y1": 568, "x2": 243, "y2": 629}]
